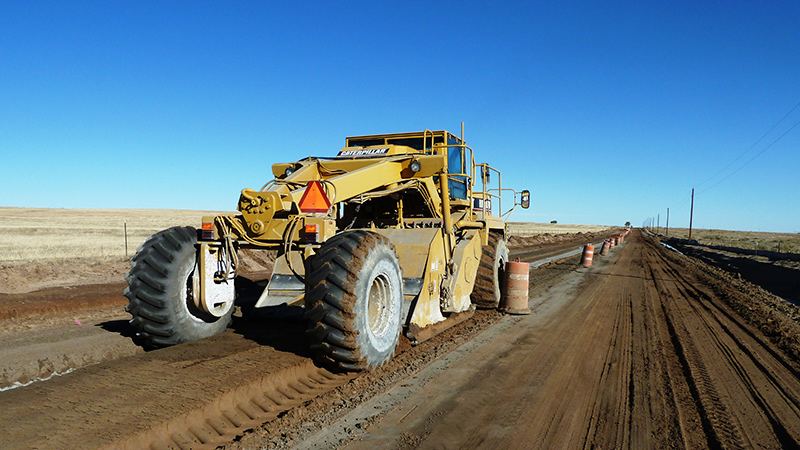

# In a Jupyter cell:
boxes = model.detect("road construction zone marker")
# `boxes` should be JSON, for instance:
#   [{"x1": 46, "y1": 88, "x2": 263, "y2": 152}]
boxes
[
  {"x1": 581, "y1": 243, "x2": 594, "y2": 268},
  {"x1": 501, "y1": 259, "x2": 531, "y2": 315},
  {"x1": 600, "y1": 240, "x2": 610, "y2": 256}
]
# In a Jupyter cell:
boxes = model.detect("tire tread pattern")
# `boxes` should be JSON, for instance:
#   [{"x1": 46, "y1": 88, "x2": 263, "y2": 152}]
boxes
[
  {"x1": 124, "y1": 226, "x2": 232, "y2": 348},
  {"x1": 304, "y1": 230, "x2": 396, "y2": 372},
  {"x1": 470, "y1": 232, "x2": 507, "y2": 309}
]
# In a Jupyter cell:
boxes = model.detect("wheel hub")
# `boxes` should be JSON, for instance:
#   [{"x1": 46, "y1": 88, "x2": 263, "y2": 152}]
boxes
[{"x1": 367, "y1": 272, "x2": 394, "y2": 338}]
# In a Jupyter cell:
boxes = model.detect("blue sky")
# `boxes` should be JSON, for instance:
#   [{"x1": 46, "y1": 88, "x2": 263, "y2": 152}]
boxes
[{"x1": 2, "y1": 1, "x2": 798, "y2": 232}]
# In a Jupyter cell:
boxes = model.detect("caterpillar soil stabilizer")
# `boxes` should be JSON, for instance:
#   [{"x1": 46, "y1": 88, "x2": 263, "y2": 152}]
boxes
[{"x1": 124, "y1": 128, "x2": 530, "y2": 371}]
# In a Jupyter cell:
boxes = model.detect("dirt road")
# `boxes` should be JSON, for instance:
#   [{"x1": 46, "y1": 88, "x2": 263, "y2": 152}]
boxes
[
  {"x1": 2, "y1": 230, "x2": 800, "y2": 448},
  {"x1": 292, "y1": 231, "x2": 800, "y2": 449}
]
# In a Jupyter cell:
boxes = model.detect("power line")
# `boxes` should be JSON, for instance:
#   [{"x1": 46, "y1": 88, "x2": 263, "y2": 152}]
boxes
[
  {"x1": 699, "y1": 116, "x2": 800, "y2": 194},
  {"x1": 697, "y1": 99, "x2": 800, "y2": 190},
  {"x1": 655, "y1": 99, "x2": 800, "y2": 227}
]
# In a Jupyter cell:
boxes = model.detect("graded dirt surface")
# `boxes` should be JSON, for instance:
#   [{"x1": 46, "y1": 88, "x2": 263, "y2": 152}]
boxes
[
  {"x1": 234, "y1": 230, "x2": 800, "y2": 449},
  {"x1": 2, "y1": 229, "x2": 800, "y2": 448},
  {"x1": 0, "y1": 231, "x2": 597, "y2": 392}
]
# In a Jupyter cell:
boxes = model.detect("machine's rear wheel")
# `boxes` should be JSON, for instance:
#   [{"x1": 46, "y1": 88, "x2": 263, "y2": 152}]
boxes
[
  {"x1": 470, "y1": 232, "x2": 508, "y2": 309},
  {"x1": 124, "y1": 226, "x2": 233, "y2": 348},
  {"x1": 305, "y1": 230, "x2": 403, "y2": 371}
]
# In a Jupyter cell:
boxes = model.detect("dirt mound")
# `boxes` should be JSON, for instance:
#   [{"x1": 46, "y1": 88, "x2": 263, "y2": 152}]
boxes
[
  {"x1": 0, "y1": 248, "x2": 275, "y2": 332},
  {"x1": 692, "y1": 259, "x2": 800, "y2": 364},
  {"x1": 0, "y1": 259, "x2": 130, "y2": 295},
  {"x1": 666, "y1": 239, "x2": 800, "y2": 304},
  {"x1": 237, "y1": 248, "x2": 276, "y2": 280},
  {"x1": 508, "y1": 229, "x2": 620, "y2": 249}
]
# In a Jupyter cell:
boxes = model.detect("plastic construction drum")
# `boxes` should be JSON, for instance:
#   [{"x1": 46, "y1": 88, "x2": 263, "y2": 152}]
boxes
[{"x1": 501, "y1": 259, "x2": 531, "y2": 315}]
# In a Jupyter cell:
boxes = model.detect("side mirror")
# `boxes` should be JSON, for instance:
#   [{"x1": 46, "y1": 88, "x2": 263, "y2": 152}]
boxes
[{"x1": 520, "y1": 190, "x2": 530, "y2": 209}]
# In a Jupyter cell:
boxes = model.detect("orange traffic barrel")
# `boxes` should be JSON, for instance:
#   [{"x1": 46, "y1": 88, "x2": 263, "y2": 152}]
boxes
[
  {"x1": 501, "y1": 259, "x2": 530, "y2": 315},
  {"x1": 609, "y1": 238, "x2": 615, "y2": 249},
  {"x1": 600, "y1": 240, "x2": 610, "y2": 256},
  {"x1": 614, "y1": 236, "x2": 620, "y2": 246},
  {"x1": 581, "y1": 243, "x2": 594, "y2": 268}
]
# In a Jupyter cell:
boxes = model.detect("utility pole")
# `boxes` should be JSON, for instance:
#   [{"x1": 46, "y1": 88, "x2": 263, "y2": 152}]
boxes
[
  {"x1": 666, "y1": 208, "x2": 670, "y2": 237},
  {"x1": 689, "y1": 188, "x2": 695, "y2": 240},
  {"x1": 657, "y1": 214, "x2": 660, "y2": 235}
]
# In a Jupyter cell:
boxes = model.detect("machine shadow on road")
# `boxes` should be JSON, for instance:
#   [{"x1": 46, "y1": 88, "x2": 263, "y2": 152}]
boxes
[
  {"x1": 97, "y1": 319, "x2": 139, "y2": 340},
  {"x1": 96, "y1": 277, "x2": 314, "y2": 360},
  {"x1": 228, "y1": 276, "x2": 316, "y2": 359},
  {"x1": 228, "y1": 307, "x2": 314, "y2": 359}
]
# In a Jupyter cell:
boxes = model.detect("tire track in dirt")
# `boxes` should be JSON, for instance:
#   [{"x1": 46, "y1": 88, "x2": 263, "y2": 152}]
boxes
[
  {"x1": 643, "y1": 235, "x2": 800, "y2": 448},
  {"x1": 582, "y1": 253, "x2": 635, "y2": 448},
  {"x1": 646, "y1": 251, "x2": 736, "y2": 448},
  {"x1": 329, "y1": 242, "x2": 642, "y2": 449},
  {"x1": 4, "y1": 231, "x2": 800, "y2": 448},
  {"x1": 314, "y1": 230, "x2": 800, "y2": 449},
  {"x1": 112, "y1": 361, "x2": 355, "y2": 449},
  {"x1": 0, "y1": 317, "x2": 326, "y2": 449},
  {"x1": 0, "y1": 246, "x2": 577, "y2": 449}
]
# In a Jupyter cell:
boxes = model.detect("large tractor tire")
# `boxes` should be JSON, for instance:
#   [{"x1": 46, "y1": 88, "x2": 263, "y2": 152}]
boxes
[
  {"x1": 124, "y1": 226, "x2": 234, "y2": 348},
  {"x1": 470, "y1": 232, "x2": 508, "y2": 309},
  {"x1": 304, "y1": 230, "x2": 403, "y2": 372}
]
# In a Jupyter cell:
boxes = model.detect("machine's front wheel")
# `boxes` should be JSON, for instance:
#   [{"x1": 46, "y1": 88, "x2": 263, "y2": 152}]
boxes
[
  {"x1": 124, "y1": 226, "x2": 234, "y2": 348},
  {"x1": 305, "y1": 231, "x2": 403, "y2": 371},
  {"x1": 470, "y1": 232, "x2": 508, "y2": 309}
]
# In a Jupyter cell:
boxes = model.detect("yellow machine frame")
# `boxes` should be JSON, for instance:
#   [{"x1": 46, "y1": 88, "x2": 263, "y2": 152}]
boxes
[{"x1": 201, "y1": 129, "x2": 526, "y2": 336}]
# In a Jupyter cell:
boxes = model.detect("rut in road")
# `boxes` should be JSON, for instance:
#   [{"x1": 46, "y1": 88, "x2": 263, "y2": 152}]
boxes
[
  {"x1": 115, "y1": 361, "x2": 355, "y2": 449},
  {"x1": 0, "y1": 315, "x2": 356, "y2": 450},
  {"x1": 341, "y1": 231, "x2": 800, "y2": 449},
  {"x1": 643, "y1": 235, "x2": 800, "y2": 448},
  {"x1": 3, "y1": 231, "x2": 800, "y2": 449}
]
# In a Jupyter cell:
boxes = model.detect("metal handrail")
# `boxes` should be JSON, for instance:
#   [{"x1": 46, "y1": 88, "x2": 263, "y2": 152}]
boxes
[{"x1": 477, "y1": 163, "x2": 502, "y2": 217}]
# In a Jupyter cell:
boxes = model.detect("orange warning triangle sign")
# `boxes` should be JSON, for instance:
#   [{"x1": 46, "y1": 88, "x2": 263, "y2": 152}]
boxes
[{"x1": 298, "y1": 180, "x2": 331, "y2": 213}]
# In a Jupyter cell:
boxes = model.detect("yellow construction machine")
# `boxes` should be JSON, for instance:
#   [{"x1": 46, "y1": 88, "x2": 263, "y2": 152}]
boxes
[{"x1": 124, "y1": 128, "x2": 529, "y2": 370}]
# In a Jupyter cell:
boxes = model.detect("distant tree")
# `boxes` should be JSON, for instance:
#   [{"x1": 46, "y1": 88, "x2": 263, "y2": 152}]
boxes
[
  {"x1": 550, "y1": 220, "x2": 557, "y2": 224},
  {"x1": 625, "y1": 221, "x2": 631, "y2": 228}
]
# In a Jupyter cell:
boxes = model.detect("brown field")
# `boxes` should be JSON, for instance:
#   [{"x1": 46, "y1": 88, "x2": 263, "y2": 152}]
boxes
[
  {"x1": 0, "y1": 209, "x2": 610, "y2": 264},
  {"x1": 664, "y1": 227, "x2": 800, "y2": 254},
  {"x1": 507, "y1": 221, "x2": 615, "y2": 236},
  {"x1": 0, "y1": 207, "x2": 234, "y2": 263},
  {"x1": 2, "y1": 207, "x2": 795, "y2": 266},
  {"x1": 0, "y1": 208, "x2": 612, "y2": 295}
]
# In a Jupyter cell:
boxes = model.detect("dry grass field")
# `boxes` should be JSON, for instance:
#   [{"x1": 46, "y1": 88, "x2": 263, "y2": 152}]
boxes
[
  {"x1": 0, "y1": 207, "x2": 233, "y2": 263},
  {"x1": 4, "y1": 208, "x2": 794, "y2": 263},
  {"x1": 507, "y1": 222, "x2": 614, "y2": 237},
  {"x1": 664, "y1": 227, "x2": 800, "y2": 254},
  {"x1": 0, "y1": 210, "x2": 613, "y2": 264},
  {"x1": 0, "y1": 210, "x2": 614, "y2": 294}
]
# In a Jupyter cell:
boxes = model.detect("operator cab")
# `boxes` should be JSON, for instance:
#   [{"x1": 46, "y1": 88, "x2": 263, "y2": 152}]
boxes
[{"x1": 345, "y1": 130, "x2": 471, "y2": 203}]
